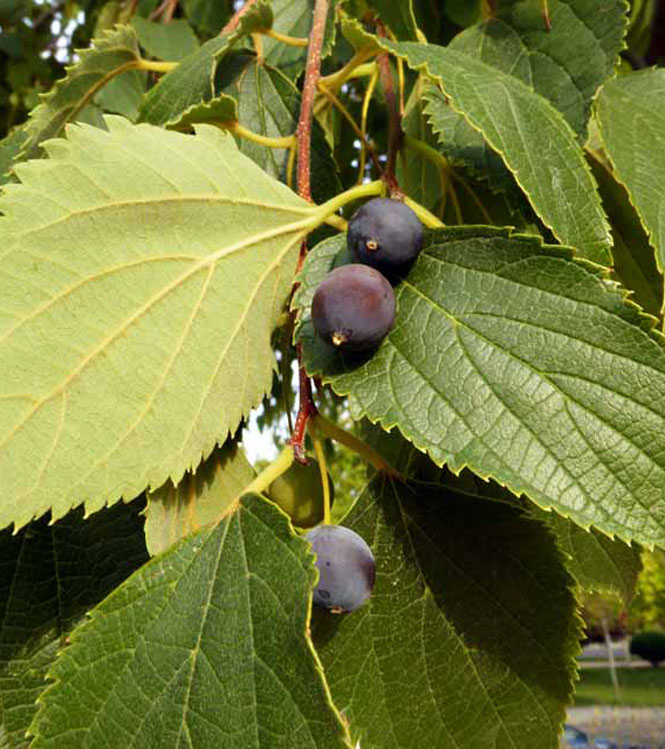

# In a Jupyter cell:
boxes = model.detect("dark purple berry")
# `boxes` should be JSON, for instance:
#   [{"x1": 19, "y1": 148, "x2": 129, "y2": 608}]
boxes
[
  {"x1": 304, "y1": 525, "x2": 375, "y2": 613},
  {"x1": 347, "y1": 197, "x2": 423, "y2": 274},
  {"x1": 311, "y1": 264, "x2": 395, "y2": 351}
]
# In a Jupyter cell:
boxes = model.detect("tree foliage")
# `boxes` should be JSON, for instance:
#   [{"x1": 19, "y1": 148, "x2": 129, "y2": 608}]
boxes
[{"x1": 0, "y1": 1, "x2": 663, "y2": 747}]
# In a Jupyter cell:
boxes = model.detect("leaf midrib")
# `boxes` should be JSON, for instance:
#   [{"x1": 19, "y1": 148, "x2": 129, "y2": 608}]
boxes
[{"x1": 2, "y1": 194, "x2": 312, "y2": 247}]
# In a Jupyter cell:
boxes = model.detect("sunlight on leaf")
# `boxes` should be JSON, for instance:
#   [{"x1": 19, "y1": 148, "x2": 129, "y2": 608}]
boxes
[{"x1": 0, "y1": 117, "x2": 318, "y2": 532}]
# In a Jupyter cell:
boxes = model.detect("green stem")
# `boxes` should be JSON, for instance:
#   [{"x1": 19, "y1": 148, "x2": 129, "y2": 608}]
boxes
[
  {"x1": 312, "y1": 414, "x2": 398, "y2": 476},
  {"x1": 324, "y1": 214, "x2": 348, "y2": 231},
  {"x1": 229, "y1": 122, "x2": 296, "y2": 149},
  {"x1": 404, "y1": 134, "x2": 450, "y2": 174},
  {"x1": 310, "y1": 425, "x2": 332, "y2": 525},
  {"x1": 403, "y1": 195, "x2": 444, "y2": 228},
  {"x1": 314, "y1": 180, "x2": 384, "y2": 222},
  {"x1": 318, "y1": 51, "x2": 374, "y2": 94},
  {"x1": 346, "y1": 62, "x2": 378, "y2": 81},
  {"x1": 242, "y1": 446, "x2": 294, "y2": 497},
  {"x1": 264, "y1": 28, "x2": 308, "y2": 47},
  {"x1": 136, "y1": 59, "x2": 179, "y2": 73},
  {"x1": 317, "y1": 82, "x2": 382, "y2": 173}
]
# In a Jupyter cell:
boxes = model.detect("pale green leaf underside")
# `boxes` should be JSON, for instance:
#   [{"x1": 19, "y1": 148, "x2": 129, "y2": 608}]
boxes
[
  {"x1": 382, "y1": 40, "x2": 612, "y2": 264},
  {"x1": 0, "y1": 117, "x2": 313, "y2": 532},
  {"x1": 295, "y1": 230, "x2": 665, "y2": 546},
  {"x1": 596, "y1": 68, "x2": 665, "y2": 275},
  {"x1": 17, "y1": 25, "x2": 141, "y2": 163},
  {"x1": 313, "y1": 478, "x2": 580, "y2": 749},
  {"x1": 145, "y1": 441, "x2": 255, "y2": 556},
  {"x1": 30, "y1": 496, "x2": 351, "y2": 749}
]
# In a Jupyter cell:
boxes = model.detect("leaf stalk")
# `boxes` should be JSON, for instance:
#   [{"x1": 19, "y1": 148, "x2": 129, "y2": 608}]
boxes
[{"x1": 312, "y1": 414, "x2": 399, "y2": 477}]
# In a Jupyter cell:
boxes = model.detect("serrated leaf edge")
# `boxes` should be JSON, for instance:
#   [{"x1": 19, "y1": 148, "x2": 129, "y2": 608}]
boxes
[
  {"x1": 16, "y1": 25, "x2": 142, "y2": 164},
  {"x1": 379, "y1": 39, "x2": 613, "y2": 264}
]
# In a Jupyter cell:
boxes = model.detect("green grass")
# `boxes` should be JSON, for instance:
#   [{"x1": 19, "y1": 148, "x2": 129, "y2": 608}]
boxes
[{"x1": 574, "y1": 666, "x2": 665, "y2": 706}]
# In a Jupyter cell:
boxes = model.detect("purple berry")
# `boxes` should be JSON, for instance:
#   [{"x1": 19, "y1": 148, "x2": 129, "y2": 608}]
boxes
[
  {"x1": 347, "y1": 197, "x2": 423, "y2": 275},
  {"x1": 311, "y1": 264, "x2": 395, "y2": 351},
  {"x1": 305, "y1": 525, "x2": 375, "y2": 613}
]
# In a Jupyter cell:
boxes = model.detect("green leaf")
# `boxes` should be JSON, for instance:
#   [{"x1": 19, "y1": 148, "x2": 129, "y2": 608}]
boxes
[
  {"x1": 443, "y1": 0, "x2": 482, "y2": 27},
  {"x1": 364, "y1": 0, "x2": 418, "y2": 40},
  {"x1": 168, "y1": 92, "x2": 239, "y2": 130},
  {"x1": 383, "y1": 40, "x2": 613, "y2": 264},
  {"x1": 587, "y1": 151, "x2": 662, "y2": 317},
  {"x1": 542, "y1": 512, "x2": 642, "y2": 604},
  {"x1": 400, "y1": 79, "x2": 537, "y2": 228},
  {"x1": 423, "y1": 85, "x2": 520, "y2": 195},
  {"x1": 145, "y1": 441, "x2": 255, "y2": 556},
  {"x1": 30, "y1": 496, "x2": 351, "y2": 749},
  {"x1": 451, "y1": 0, "x2": 628, "y2": 140},
  {"x1": 94, "y1": 68, "x2": 146, "y2": 120},
  {"x1": 312, "y1": 477, "x2": 580, "y2": 748},
  {"x1": 0, "y1": 117, "x2": 318, "y2": 532},
  {"x1": 137, "y1": 37, "x2": 233, "y2": 127},
  {"x1": 339, "y1": 13, "x2": 379, "y2": 53},
  {"x1": 138, "y1": 3, "x2": 272, "y2": 127},
  {"x1": 0, "y1": 127, "x2": 26, "y2": 185},
  {"x1": 596, "y1": 68, "x2": 665, "y2": 275},
  {"x1": 16, "y1": 25, "x2": 141, "y2": 162},
  {"x1": 0, "y1": 501, "x2": 148, "y2": 748},
  {"x1": 131, "y1": 17, "x2": 200, "y2": 61},
  {"x1": 182, "y1": 0, "x2": 232, "y2": 35},
  {"x1": 295, "y1": 228, "x2": 665, "y2": 546},
  {"x1": 223, "y1": 61, "x2": 341, "y2": 204},
  {"x1": 363, "y1": 421, "x2": 644, "y2": 605}
]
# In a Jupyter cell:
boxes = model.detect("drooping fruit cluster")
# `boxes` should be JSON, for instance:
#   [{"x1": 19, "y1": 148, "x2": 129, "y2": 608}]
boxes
[
  {"x1": 311, "y1": 198, "x2": 423, "y2": 352},
  {"x1": 267, "y1": 459, "x2": 334, "y2": 528},
  {"x1": 304, "y1": 524, "x2": 375, "y2": 613}
]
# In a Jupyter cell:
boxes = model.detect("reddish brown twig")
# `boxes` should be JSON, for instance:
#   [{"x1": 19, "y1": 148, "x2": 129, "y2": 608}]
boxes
[
  {"x1": 296, "y1": 0, "x2": 329, "y2": 205},
  {"x1": 222, "y1": 0, "x2": 257, "y2": 34},
  {"x1": 290, "y1": 0, "x2": 329, "y2": 462},
  {"x1": 291, "y1": 345, "x2": 317, "y2": 462},
  {"x1": 376, "y1": 23, "x2": 402, "y2": 195},
  {"x1": 150, "y1": 0, "x2": 178, "y2": 21},
  {"x1": 163, "y1": 0, "x2": 178, "y2": 23}
]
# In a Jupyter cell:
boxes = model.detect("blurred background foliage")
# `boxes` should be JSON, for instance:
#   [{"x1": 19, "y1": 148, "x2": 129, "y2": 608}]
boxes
[{"x1": 583, "y1": 549, "x2": 665, "y2": 640}]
